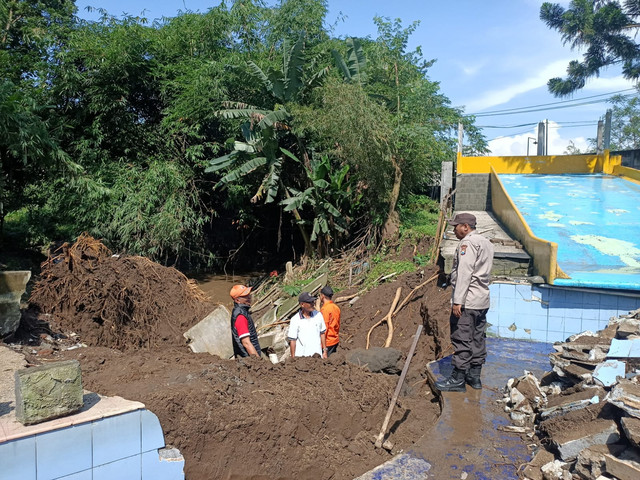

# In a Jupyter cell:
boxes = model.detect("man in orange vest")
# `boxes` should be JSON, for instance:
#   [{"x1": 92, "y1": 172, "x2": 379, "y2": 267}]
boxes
[{"x1": 320, "y1": 286, "x2": 341, "y2": 356}]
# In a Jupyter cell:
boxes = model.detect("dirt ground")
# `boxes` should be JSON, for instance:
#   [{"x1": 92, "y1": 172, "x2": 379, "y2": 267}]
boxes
[{"x1": 9, "y1": 237, "x2": 455, "y2": 480}]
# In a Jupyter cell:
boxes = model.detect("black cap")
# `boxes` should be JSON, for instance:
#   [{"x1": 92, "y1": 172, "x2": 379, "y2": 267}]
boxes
[
  {"x1": 320, "y1": 285, "x2": 334, "y2": 297},
  {"x1": 448, "y1": 213, "x2": 477, "y2": 228},
  {"x1": 298, "y1": 291, "x2": 317, "y2": 303}
]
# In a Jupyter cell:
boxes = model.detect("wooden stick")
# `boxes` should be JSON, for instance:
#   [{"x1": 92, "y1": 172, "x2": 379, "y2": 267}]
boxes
[
  {"x1": 384, "y1": 288, "x2": 401, "y2": 348},
  {"x1": 334, "y1": 292, "x2": 360, "y2": 303},
  {"x1": 375, "y1": 324, "x2": 423, "y2": 449},
  {"x1": 392, "y1": 273, "x2": 439, "y2": 317},
  {"x1": 366, "y1": 288, "x2": 401, "y2": 349}
]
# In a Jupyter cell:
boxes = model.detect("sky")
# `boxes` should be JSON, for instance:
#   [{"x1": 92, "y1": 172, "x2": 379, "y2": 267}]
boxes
[{"x1": 74, "y1": 0, "x2": 638, "y2": 155}]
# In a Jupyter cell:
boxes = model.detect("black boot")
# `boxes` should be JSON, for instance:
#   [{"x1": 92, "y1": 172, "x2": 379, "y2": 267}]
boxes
[
  {"x1": 466, "y1": 365, "x2": 482, "y2": 389},
  {"x1": 434, "y1": 367, "x2": 466, "y2": 392}
]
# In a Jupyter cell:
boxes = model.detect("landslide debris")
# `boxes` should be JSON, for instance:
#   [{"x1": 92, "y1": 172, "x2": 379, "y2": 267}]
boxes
[{"x1": 28, "y1": 234, "x2": 213, "y2": 350}]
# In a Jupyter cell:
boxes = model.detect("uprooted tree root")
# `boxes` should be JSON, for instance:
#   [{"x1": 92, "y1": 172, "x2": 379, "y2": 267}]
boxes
[{"x1": 29, "y1": 234, "x2": 212, "y2": 350}]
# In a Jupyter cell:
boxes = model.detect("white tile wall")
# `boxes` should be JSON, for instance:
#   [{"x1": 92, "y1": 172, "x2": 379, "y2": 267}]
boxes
[
  {"x1": 487, "y1": 283, "x2": 640, "y2": 343},
  {"x1": 0, "y1": 409, "x2": 182, "y2": 480}
]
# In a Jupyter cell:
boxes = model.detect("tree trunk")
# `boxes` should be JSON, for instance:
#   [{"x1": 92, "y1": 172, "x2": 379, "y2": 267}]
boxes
[{"x1": 382, "y1": 155, "x2": 402, "y2": 242}]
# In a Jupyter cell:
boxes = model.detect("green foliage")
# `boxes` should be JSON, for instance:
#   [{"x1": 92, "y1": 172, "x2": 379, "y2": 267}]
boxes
[
  {"x1": 541, "y1": 1, "x2": 640, "y2": 96},
  {"x1": 364, "y1": 259, "x2": 415, "y2": 288},
  {"x1": 1, "y1": 2, "x2": 489, "y2": 268},
  {"x1": 607, "y1": 94, "x2": 640, "y2": 150},
  {"x1": 399, "y1": 194, "x2": 440, "y2": 240}
]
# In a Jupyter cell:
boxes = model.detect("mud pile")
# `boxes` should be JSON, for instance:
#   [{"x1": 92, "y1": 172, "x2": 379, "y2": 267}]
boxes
[{"x1": 29, "y1": 234, "x2": 213, "y2": 350}]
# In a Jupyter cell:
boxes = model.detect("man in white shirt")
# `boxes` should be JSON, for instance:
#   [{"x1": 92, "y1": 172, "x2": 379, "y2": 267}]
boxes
[{"x1": 287, "y1": 292, "x2": 327, "y2": 358}]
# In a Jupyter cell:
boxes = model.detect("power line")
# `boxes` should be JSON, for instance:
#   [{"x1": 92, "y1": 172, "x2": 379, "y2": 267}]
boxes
[{"x1": 466, "y1": 88, "x2": 637, "y2": 117}]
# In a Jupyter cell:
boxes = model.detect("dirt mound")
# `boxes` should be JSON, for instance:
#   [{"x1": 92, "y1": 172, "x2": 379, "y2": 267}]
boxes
[
  {"x1": 60, "y1": 346, "x2": 440, "y2": 480},
  {"x1": 29, "y1": 234, "x2": 213, "y2": 350}
]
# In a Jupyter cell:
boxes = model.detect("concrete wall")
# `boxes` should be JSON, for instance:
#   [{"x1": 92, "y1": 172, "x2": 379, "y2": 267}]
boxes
[
  {"x1": 0, "y1": 409, "x2": 184, "y2": 480},
  {"x1": 487, "y1": 283, "x2": 640, "y2": 343},
  {"x1": 454, "y1": 173, "x2": 491, "y2": 211},
  {"x1": 613, "y1": 149, "x2": 640, "y2": 170}
]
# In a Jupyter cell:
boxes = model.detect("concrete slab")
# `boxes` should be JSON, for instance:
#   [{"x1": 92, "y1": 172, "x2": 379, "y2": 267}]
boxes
[
  {"x1": 620, "y1": 417, "x2": 640, "y2": 448},
  {"x1": 552, "y1": 419, "x2": 620, "y2": 461},
  {"x1": 608, "y1": 380, "x2": 640, "y2": 419},
  {"x1": 540, "y1": 387, "x2": 604, "y2": 420},
  {"x1": 357, "y1": 338, "x2": 553, "y2": 479},
  {"x1": 605, "y1": 449, "x2": 640, "y2": 480},
  {"x1": 575, "y1": 443, "x2": 626, "y2": 480},
  {"x1": 183, "y1": 305, "x2": 233, "y2": 359},
  {"x1": 608, "y1": 338, "x2": 640, "y2": 358}
]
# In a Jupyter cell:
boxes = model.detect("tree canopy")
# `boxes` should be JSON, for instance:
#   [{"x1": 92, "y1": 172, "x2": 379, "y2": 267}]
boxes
[
  {"x1": 1, "y1": 0, "x2": 487, "y2": 268},
  {"x1": 541, "y1": 0, "x2": 640, "y2": 96}
]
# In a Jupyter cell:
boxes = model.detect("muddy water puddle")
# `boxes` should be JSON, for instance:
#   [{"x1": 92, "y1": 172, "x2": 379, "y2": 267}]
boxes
[{"x1": 195, "y1": 273, "x2": 262, "y2": 308}]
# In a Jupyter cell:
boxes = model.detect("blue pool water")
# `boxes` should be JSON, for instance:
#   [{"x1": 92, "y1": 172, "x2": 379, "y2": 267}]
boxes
[{"x1": 500, "y1": 174, "x2": 640, "y2": 290}]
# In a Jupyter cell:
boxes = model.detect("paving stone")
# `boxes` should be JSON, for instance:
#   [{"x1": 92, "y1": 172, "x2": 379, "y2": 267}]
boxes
[
  {"x1": 605, "y1": 449, "x2": 640, "y2": 480},
  {"x1": 551, "y1": 420, "x2": 620, "y2": 461},
  {"x1": 575, "y1": 443, "x2": 626, "y2": 480},
  {"x1": 620, "y1": 417, "x2": 640, "y2": 448},
  {"x1": 608, "y1": 380, "x2": 640, "y2": 419},
  {"x1": 14, "y1": 360, "x2": 83, "y2": 425}
]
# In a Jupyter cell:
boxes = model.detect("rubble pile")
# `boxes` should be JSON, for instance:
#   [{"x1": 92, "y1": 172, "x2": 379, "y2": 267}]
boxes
[{"x1": 500, "y1": 309, "x2": 640, "y2": 480}]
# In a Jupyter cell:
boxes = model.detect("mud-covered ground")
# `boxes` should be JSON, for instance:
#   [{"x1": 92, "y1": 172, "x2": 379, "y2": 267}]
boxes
[{"x1": 12, "y1": 236, "x2": 455, "y2": 480}]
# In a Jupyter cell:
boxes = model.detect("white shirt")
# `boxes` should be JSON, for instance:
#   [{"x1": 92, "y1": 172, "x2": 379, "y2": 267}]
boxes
[{"x1": 287, "y1": 310, "x2": 326, "y2": 357}]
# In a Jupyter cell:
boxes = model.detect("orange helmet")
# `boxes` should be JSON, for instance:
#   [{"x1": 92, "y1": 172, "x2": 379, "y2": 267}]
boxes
[{"x1": 230, "y1": 285, "x2": 252, "y2": 300}]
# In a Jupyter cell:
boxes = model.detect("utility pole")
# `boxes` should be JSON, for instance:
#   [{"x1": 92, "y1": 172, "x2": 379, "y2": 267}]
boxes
[
  {"x1": 545, "y1": 119, "x2": 549, "y2": 155},
  {"x1": 457, "y1": 122, "x2": 463, "y2": 154},
  {"x1": 597, "y1": 119, "x2": 604, "y2": 154},
  {"x1": 604, "y1": 109, "x2": 612, "y2": 150},
  {"x1": 537, "y1": 122, "x2": 546, "y2": 156}
]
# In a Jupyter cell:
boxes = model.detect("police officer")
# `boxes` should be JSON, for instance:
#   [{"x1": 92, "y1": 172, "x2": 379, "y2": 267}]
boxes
[{"x1": 435, "y1": 213, "x2": 494, "y2": 392}]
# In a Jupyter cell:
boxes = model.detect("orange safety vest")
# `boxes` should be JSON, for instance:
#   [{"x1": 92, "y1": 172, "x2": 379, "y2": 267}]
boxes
[{"x1": 320, "y1": 300, "x2": 341, "y2": 347}]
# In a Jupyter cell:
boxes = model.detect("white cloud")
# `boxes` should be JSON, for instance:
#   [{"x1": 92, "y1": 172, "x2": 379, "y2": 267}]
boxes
[
  {"x1": 582, "y1": 75, "x2": 637, "y2": 92},
  {"x1": 464, "y1": 59, "x2": 573, "y2": 112},
  {"x1": 488, "y1": 121, "x2": 589, "y2": 156}
]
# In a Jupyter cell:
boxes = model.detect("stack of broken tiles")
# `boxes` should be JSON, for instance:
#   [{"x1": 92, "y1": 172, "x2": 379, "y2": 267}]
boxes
[{"x1": 502, "y1": 309, "x2": 640, "y2": 480}]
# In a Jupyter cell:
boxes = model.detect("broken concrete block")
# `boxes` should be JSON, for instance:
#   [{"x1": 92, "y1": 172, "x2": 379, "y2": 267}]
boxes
[
  {"x1": 14, "y1": 360, "x2": 83, "y2": 425},
  {"x1": 605, "y1": 449, "x2": 640, "y2": 480},
  {"x1": 608, "y1": 338, "x2": 640, "y2": 358},
  {"x1": 523, "y1": 449, "x2": 555, "y2": 480},
  {"x1": 621, "y1": 417, "x2": 640, "y2": 448},
  {"x1": 540, "y1": 387, "x2": 605, "y2": 420},
  {"x1": 0, "y1": 270, "x2": 31, "y2": 336},
  {"x1": 617, "y1": 319, "x2": 640, "y2": 339},
  {"x1": 183, "y1": 305, "x2": 233, "y2": 359},
  {"x1": 594, "y1": 360, "x2": 627, "y2": 387},
  {"x1": 513, "y1": 372, "x2": 546, "y2": 408},
  {"x1": 541, "y1": 459, "x2": 570, "y2": 480},
  {"x1": 608, "y1": 380, "x2": 640, "y2": 419},
  {"x1": 551, "y1": 420, "x2": 620, "y2": 461},
  {"x1": 574, "y1": 443, "x2": 626, "y2": 480}
]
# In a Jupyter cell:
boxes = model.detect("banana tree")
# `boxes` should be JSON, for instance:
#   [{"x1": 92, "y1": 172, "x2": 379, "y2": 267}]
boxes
[
  {"x1": 206, "y1": 38, "x2": 329, "y2": 254},
  {"x1": 279, "y1": 149, "x2": 353, "y2": 255}
]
